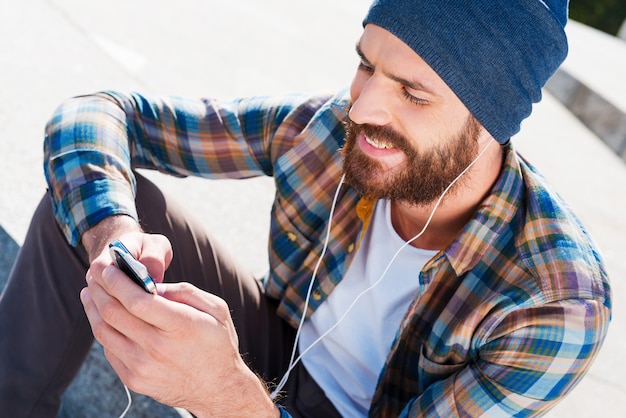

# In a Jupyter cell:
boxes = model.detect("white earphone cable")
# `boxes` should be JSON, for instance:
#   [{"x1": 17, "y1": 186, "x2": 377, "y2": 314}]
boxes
[
  {"x1": 271, "y1": 172, "x2": 347, "y2": 399},
  {"x1": 118, "y1": 383, "x2": 132, "y2": 418},
  {"x1": 270, "y1": 139, "x2": 493, "y2": 399},
  {"x1": 110, "y1": 139, "x2": 494, "y2": 408}
]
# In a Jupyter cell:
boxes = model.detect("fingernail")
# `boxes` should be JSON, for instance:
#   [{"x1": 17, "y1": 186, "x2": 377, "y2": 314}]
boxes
[{"x1": 80, "y1": 287, "x2": 89, "y2": 303}]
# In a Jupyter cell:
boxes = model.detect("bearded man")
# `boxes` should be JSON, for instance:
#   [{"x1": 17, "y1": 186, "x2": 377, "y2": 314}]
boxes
[{"x1": 0, "y1": 1, "x2": 611, "y2": 417}]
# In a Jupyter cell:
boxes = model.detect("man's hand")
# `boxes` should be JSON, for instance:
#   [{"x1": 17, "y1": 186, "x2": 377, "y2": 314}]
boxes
[
  {"x1": 80, "y1": 243, "x2": 278, "y2": 418},
  {"x1": 81, "y1": 213, "x2": 173, "y2": 286}
]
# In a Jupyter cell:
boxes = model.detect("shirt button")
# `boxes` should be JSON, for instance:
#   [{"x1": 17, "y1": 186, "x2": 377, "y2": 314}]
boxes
[
  {"x1": 312, "y1": 289, "x2": 322, "y2": 301},
  {"x1": 348, "y1": 243, "x2": 355, "y2": 253},
  {"x1": 286, "y1": 232, "x2": 297, "y2": 242}
]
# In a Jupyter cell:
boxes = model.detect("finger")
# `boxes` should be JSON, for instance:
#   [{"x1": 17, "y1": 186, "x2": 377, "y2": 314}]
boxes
[
  {"x1": 101, "y1": 345, "x2": 162, "y2": 401},
  {"x1": 115, "y1": 233, "x2": 173, "y2": 283},
  {"x1": 98, "y1": 265, "x2": 231, "y2": 338},
  {"x1": 103, "y1": 346, "x2": 155, "y2": 396},
  {"x1": 94, "y1": 265, "x2": 199, "y2": 334},
  {"x1": 81, "y1": 282, "x2": 168, "y2": 387},
  {"x1": 80, "y1": 286, "x2": 140, "y2": 361},
  {"x1": 86, "y1": 270, "x2": 158, "y2": 348},
  {"x1": 136, "y1": 234, "x2": 173, "y2": 282},
  {"x1": 102, "y1": 348, "x2": 131, "y2": 384},
  {"x1": 157, "y1": 282, "x2": 233, "y2": 326}
]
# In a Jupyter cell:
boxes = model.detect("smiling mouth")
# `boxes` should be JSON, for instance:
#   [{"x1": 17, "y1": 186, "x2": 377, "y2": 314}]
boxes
[{"x1": 365, "y1": 135, "x2": 396, "y2": 149}]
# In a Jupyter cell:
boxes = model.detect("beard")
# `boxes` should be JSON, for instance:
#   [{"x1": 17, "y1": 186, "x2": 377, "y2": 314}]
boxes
[{"x1": 341, "y1": 116, "x2": 481, "y2": 207}]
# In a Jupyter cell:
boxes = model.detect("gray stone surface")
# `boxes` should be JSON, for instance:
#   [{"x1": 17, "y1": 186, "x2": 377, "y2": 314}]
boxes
[
  {"x1": 1, "y1": 1, "x2": 624, "y2": 416},
  {"x1": 546, "y1": 21, "x2": 626, "y2": 160},
  {"x1": 57, "y1": 342, "x2": 189, "y2": 418},
  {"x1": 547, "y1": 69, "x2": 626, "y2": 155}
]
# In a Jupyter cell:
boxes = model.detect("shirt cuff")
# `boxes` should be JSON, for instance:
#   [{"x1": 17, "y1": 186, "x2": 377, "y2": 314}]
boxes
[{"x1": 51, "y1": 178, "x2": 138, "y2": 246}]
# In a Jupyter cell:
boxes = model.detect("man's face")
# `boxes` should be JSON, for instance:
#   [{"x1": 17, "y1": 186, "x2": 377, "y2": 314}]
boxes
[{"x1": 343, "y1": 24, "x2": 482, "y2": 206}]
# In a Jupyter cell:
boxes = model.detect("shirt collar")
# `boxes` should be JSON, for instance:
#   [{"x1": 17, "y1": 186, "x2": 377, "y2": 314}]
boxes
[{"x1": 442, "y1": 143, "x2": 524, "y2": 276}]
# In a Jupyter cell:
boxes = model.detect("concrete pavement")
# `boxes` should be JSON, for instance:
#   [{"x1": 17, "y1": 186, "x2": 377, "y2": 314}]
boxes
[
  {"x1": 546, "y1": 20, "x2": 626, "y2": 160},
  {"x1": 1, "y1": 1, "x2": 624, "y2": 416}
]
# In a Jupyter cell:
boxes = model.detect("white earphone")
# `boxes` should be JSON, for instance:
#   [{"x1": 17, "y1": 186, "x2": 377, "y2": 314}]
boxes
[{"x1": 270, "y1": 139, "x2": 495, "y2": 399}]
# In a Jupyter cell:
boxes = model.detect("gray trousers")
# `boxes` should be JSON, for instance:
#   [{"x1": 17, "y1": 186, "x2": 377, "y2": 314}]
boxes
[{"x1": 0, "y1": 173, "x2": 341, "y2": 418}]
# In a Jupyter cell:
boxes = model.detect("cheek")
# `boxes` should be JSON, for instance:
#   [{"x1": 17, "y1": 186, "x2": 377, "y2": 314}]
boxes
[{"x1": 399, "y1": 109, "x2": 465, "y2": 150}]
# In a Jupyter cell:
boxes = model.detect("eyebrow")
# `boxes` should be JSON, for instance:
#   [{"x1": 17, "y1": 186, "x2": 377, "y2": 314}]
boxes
[{"x1": 355, "y1": 42, "x2": 438, "y2": 97}]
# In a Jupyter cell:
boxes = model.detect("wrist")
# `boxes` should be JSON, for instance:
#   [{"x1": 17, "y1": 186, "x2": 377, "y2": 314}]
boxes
[
  {"x1": 228, "y1": 367, "x2": 280, "y2": 418},
  {"x1": 241, "y1": 372, "x2": 280, "y2": 418},
  {"x1": 191, "y1": 365, "x2": 279, "y2": 418},
  {"x1": 81, "y1": 215, "x2": 141, "y2": 262}
]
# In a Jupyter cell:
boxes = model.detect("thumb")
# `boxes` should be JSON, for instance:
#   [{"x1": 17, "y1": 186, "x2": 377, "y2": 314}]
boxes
[{"x1": 158, "y1": 282, "x2": 231, "y2": 324}]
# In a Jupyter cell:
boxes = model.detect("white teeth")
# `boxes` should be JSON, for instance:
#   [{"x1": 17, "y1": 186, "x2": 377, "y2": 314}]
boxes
[{"x1": 365, "y1": 135, "x2": 395, "y2": 149}]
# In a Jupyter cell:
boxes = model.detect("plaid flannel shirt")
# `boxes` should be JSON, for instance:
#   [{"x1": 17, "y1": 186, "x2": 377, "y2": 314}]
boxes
[{"x1": 44, "y1": 90, "x2": 611, "y2": 417}]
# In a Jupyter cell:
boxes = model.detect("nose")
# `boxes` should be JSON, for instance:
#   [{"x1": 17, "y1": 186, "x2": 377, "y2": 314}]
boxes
[{"x1": 349, "y1": 74, "x2": 393, "y2": 127}]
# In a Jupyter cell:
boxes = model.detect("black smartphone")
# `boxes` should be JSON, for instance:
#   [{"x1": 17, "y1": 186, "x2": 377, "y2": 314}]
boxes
[{"x1": 108, "y1": 239, "x2": 157, "y2": 294}]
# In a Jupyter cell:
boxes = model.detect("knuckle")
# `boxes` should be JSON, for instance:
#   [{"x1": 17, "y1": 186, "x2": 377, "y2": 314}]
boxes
[
  {"x1": 213, "y1": 297, "x2": 229, "y2": 315},
  {"x1": 178, "y1": 281, "x2": 195, "y2": 295},
  {"x1": 99, "y1": 300, "x2": 118, "y2": 324},
  {"x1": 126, "y1": 296, "x2": 150, "y2": 317},
  {"x1": 122, "y1": 373, "x2": 143, "y2": 394},
  {"x1": 91, "y1": 322, "x2": 108, "y2": 343},
  {"x1": 142, "y1": 335, "x2": 168, "y2": 361}
]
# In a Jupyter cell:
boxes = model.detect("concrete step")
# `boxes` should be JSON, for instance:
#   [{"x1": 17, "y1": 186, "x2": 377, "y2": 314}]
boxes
[{"x1": 546, "y1": 20, "x2": 626, "y2": 160}]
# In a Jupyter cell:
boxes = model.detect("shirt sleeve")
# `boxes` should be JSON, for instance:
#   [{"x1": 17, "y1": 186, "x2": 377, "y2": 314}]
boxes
[
  {"x1": 43, "y1": 91, "x2": 331, "y2": 246},
  {"x1": 399, "y1": 298, "x2": 611, "y2": 417}
]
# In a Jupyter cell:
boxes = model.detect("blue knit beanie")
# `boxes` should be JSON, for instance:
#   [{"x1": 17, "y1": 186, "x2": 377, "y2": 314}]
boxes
[{"x1": 363, "y1": 0, "x2": 569, "y2": 144}]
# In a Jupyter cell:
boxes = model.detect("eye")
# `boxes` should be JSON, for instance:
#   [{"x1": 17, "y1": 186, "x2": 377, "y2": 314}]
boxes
[
  {"x1": 358, "y1": 60, "x2": 374, "y2": 75},
  {"x1": 401, "y1": 88, "x2": 428, "y2": 106}
]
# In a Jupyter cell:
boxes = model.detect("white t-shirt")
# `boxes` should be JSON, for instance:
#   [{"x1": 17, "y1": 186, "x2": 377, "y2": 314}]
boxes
[{"x1": 299, "y1": 199, "x2": 437, "y2": 416}]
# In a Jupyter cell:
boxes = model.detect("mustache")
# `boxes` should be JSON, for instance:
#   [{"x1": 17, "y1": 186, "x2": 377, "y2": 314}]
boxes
[{"x1": 345, "y1": 120, "x2": 413, "y2": 154}]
